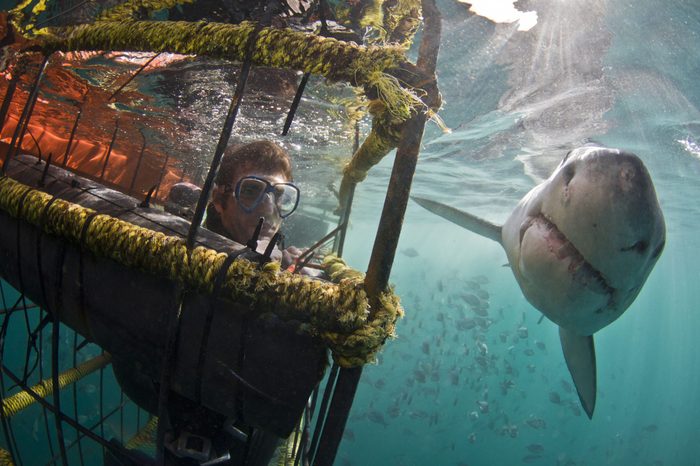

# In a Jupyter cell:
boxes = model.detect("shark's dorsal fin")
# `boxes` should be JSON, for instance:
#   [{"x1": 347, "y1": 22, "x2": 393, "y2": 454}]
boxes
[
  {"x1": 412, "y1": 197, "x2": 503, "y2": 244},
  {"x1": 559, "y1": 327, "x2": 597, "y2": 419}
]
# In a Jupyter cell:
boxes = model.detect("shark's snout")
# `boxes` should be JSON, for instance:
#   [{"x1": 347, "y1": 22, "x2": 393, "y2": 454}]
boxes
[{"x1": 518, "y1": 148, "x2": 666, "y2": 333}]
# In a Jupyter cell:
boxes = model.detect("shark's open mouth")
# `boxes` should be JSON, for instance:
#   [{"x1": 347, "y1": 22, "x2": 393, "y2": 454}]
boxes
[{"x1": 524, "y1": 214, "x2": 615, "y2": 301}]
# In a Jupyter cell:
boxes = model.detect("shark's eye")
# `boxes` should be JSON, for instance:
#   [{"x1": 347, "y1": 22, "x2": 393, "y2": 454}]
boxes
[
  {"x1": 621, "y1": 240, "x2": 648, "y2": 254},
  {"x1": 562, "y1": 165, "x2": 575, "y2": 186}
]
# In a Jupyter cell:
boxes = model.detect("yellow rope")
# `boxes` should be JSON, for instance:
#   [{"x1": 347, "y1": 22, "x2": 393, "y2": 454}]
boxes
[
  {"x1": 0, "y1": 177, "x2": 403, "y2": 367},
  {"x1": 0, "y1": 448, "x2": 13, "y2": 466},
  {"x1": 1, "y1": 353, "x2": 111, "y2": 418},
  {"x1": 124, "y1": 416, "x2": 158, "y2": 450},
  {"x1": 274, "y1": 416, "x2": 304, "y2": 466}
]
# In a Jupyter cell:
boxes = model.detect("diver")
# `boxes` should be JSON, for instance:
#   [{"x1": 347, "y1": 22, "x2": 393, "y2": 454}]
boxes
[{"x1": 205, "y1": 140, "x2": 317, "y2": 275}]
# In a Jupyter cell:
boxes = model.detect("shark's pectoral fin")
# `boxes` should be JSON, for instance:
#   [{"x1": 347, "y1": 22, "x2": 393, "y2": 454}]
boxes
[
  {"x1": 411, "y1": 196, "x2": 503, "y2": 244},
  {"x1": 559, "y1": 327, "x2": 596, "y2": 419}
]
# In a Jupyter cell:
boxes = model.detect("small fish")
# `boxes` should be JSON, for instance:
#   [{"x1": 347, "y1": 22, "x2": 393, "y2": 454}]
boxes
[
  {"x1": 468, "y1": 410, "x2": 479, "y2": 421},
  {"x1": 457, "y1": 318, "x2": 476, "y2": 330},
  {"x1": 367, "y1": 410, "x2": 388, "y2": 426},
  {"x1": 409, "y1": 410, "x2": 428, "y2": 420},
  {"x1": 517, "y1": 326, "x2": 529, "y2": 339},
  {"x1": 475, "y1": 289, "x2": 490, "y2": 300},
  {"x1": 374, "y1": 378, "x2": 386, "y2": 389},
  {"x1": 461, "y1": 293, "x2": 481, "y2": 307},
  {"x1": 560, "y1": 379, "x2": 573, "y2": 393},
  {"x1": 477, "y1": 400, "x2": 489, "y2": 414},
  {"x1": 523, "y1": 348, "x2": 535, "y2": 356},
  {"x1": 535, "y1": 340, "x2": 547, "y2": 351},
  {"x1": 468, "y1": 432, "x2": 477, "y2": 444},
  {"x1": 642, "y1": 424, "x2": 658, "y2": 433},
  {"x1": 473, "y1": 275, "x2": 489, "y2": 284},
  {"x1": 525, "y1": 417, "x2": 547, "y2": 429},
  {"x1": 464, "y1": 280, "x2": 481, "y2": 290},
  {"x1": 527, "y1": 444, "x2": 545, "y2": 454},
  {"x1": 343, "y1": 429, "x2": 355, "y2": 441},
  {"x1": 549, "y1": 391, "x2": 561, "y2": 404},
  {"x1": 475, "y1": 316, "x2": 492, "y2": 329},
  {"x1": 401, "y1": 247, "x2": 419, "y2": 257},
  {"x1": 500, "y1": 379, "x2": 515, "y2": 392},
  {"x1": 387, "y1": 404, "x2": 400, "y2": 418}
]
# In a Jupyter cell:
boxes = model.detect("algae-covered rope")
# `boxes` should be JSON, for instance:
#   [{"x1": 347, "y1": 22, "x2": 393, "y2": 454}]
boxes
[
  {"x1": 0, "y1": 448, "x2": 13, "y2": 466},
  {"x1": 0, "y1": 176, "x2": 403, "y2": 367}
]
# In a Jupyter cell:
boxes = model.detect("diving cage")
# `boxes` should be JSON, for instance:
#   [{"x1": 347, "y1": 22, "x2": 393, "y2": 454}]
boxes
[{"x1": 0, "y1": 1, "x2": 441, "y2": 465}]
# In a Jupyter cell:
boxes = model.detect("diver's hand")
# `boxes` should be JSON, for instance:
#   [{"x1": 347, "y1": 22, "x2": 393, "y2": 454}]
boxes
[
  {"x1": 281, "y1": 246, "x2": 303, "y2": 270},
  {"x1": 281, "y1": 246, "x2": 322, "y2": 277}
]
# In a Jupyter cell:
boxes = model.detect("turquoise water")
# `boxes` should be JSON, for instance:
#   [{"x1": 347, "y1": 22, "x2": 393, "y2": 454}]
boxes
[
  {"x1": 2, "y1": 0, "x2": 700, "y2": 465},
  {"x1": 335, "y1": 1, "x2": 700, "y2": 465}
]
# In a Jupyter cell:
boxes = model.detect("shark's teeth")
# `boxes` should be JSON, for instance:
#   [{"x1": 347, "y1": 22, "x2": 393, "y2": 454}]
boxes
[{"x1": 532, "y1": 214, "x2": 615, "y2": 299}]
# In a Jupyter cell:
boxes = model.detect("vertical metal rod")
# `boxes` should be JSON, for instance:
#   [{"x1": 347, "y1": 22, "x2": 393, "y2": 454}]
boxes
[
  {"x1": 136, "y1": 406, "x2": 141, "y2": 434},
  {"x1": 282, "y1": 72, "x2": 310, "y2": 136},
  {"x1": 0, "y1": 74, "x2": 19, "y2": 134},
  {"x1": 71, "y1": 332, "x2": 85, "y2": 466},
  {"x1": 310, "y1": 366, "x2": 362, "y2": 466},
  {"x1": 0, "y1": 285, "x2": 22, "y2": 466},
  {"x1": 38, "y1": 309, "x2": 56, "y2": 464},
  {"x1": 99, "y1": 120, "x2": 119, "y2": 180},
  {"x1": 99, "y1": 352, "x2": 105, "y2": 455},
  {"x1": 152, "y1": 152, "x2": 170, "y2": 200},
  {"x1": 51, "y1": 311, "x2": 69, "y2": 465},
  {"x1": 306, "y1": 364, "x2": 338, "y2": 462},
  {"x1": 2, "y1": 55, "x2": 50, "y2": 174},
  {"x1": 128, "y1": 132, "x2": 147, "y2": 195},
  {"x1": 61, "y1": 108, "x2": 82, "y2": 168},
  {"x1": 185, "y1": 25, "x2": 262, "y2": 249},
  {"x1": 119, "y1": 388, "x2": 125, "y2": 442},
  {"x1": 364, "y1": 113, "x2": 426, "y2": 294}
]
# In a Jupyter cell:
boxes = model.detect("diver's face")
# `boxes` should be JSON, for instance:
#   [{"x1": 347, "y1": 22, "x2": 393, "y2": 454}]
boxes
[{"x1": 215, "y1": 168, "x2": 289, "y2": 246}]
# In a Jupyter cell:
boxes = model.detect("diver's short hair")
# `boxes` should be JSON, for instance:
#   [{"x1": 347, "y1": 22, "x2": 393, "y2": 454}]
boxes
[{"x1": 215, "y1": 140, "x2": 293, "y2": 187}]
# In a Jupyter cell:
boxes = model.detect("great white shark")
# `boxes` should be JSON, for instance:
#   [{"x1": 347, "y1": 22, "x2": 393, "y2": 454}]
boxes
[{"x1": 413, "y1": 145, "x2": 666, "y2": 418}]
